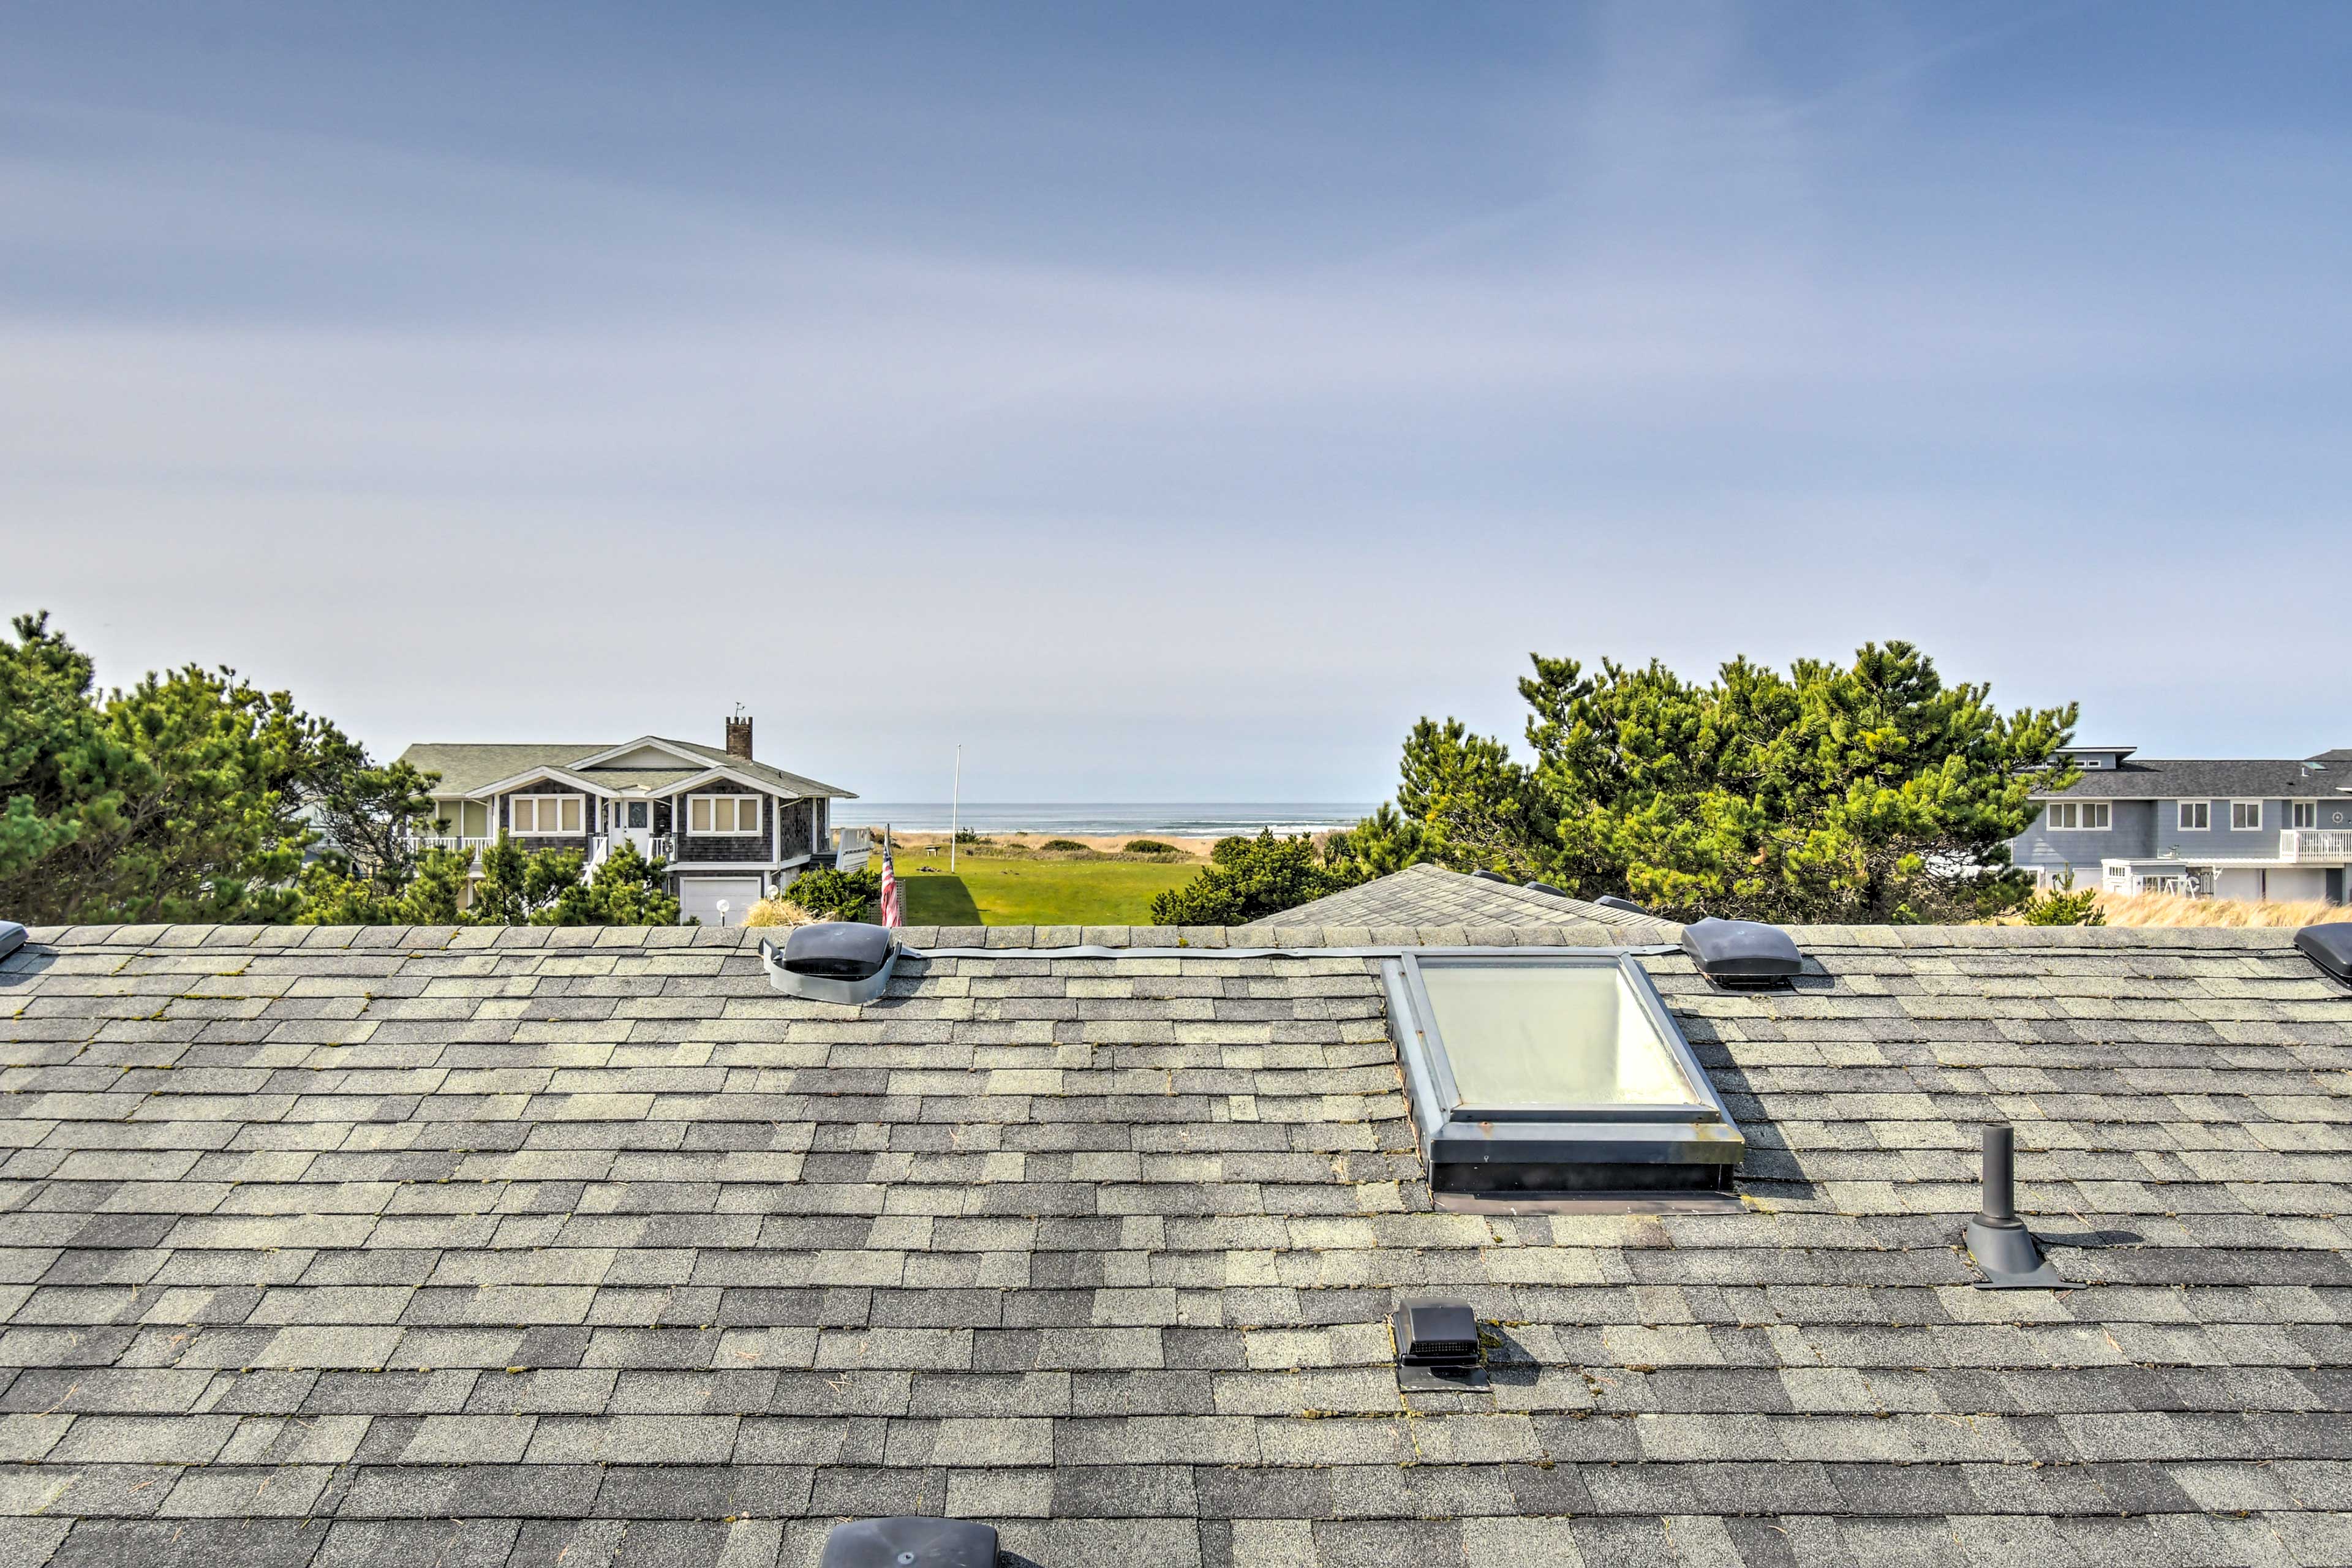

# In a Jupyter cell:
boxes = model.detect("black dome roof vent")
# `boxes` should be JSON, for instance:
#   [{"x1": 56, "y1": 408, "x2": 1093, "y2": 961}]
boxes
[
  {"x1": 1681, "y1": 917, "x2": 1803, "y2": 990},
  {"x1": 2297, "y1": 924, "x2": 2352, "y2": 988}
]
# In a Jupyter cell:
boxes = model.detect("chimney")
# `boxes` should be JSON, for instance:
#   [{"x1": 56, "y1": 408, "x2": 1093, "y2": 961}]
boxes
[{"x1": 725, "y1": 709, "x2": 753, "y2": 761}]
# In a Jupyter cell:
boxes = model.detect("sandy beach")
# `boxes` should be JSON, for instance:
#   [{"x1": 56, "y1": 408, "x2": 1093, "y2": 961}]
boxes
[{"x1": 878, "y1": 831, "x2": 1219, "y2": 859}]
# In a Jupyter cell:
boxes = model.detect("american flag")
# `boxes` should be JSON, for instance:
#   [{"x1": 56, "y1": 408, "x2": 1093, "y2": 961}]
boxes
[{"x1": 878, "y1": 845, "x2": 902, "y2": 928}]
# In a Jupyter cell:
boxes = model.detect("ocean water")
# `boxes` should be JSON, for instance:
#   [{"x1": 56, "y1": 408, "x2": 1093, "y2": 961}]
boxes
[{"x1": 835, "y1": 802, "x2": 1377, "y2": 836}]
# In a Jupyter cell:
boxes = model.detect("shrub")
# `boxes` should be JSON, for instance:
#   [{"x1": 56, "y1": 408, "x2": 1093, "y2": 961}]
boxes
[
  {"x1": 1039, "y1": 839, "x2": 1089, "y2": 852},
  {"x1": 1123, "y1": 840, "x2": 1177, "y2": 854},
  {"x1": 1148, "y1": 829, "x2": 1364, "y2": 925},
  {"x1": 780, "y1": 865, "x2": 883, "y2": 921},
  {"x1": 2018, "y1": 873, "x2": 2105, "y2": 926},
  {"x1": 954, "y1": 827, "x2": 987, "y2": 845},
  {"x1": 744, "y1": 898, "x2": 816, "y2": 928}
]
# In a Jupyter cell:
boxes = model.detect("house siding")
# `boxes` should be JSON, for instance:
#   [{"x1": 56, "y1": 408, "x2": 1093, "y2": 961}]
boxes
[
  {"x1": 779, "y1": 799, "x2": 814, "y2": 859},
  {"x1": 2014, "y1": 798, "x2": 2157, "y2": 873},
  {"x1": 2157, "y1": 797, "x2": 2286, "y2": 861}
]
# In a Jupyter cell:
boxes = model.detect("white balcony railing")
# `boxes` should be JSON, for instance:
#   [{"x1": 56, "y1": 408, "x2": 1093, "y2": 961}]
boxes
[
  {"x1": 415, "y1": 836, "x2": 492, "y2": 857},
  {"x1": 2280, "y1": 829, "x2": 2352, "y2": 863}
]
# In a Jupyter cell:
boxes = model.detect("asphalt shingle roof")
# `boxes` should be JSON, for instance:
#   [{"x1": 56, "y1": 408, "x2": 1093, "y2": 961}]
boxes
[
  {"x1": 1265, "y1": 862, "x2": 1683, "y2": 941},
  {"x1": 2, "y1": 918, "x2": 2349, "y2": 1566},
  {"x1": 2042, "y1": 755, "x2": 2352, "y2": 800}
]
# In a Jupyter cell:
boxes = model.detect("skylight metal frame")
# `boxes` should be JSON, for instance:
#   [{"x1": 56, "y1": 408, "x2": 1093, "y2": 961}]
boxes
[{"x1": 1382, "y1": 951, "x2": 1744, "y2": 1197}]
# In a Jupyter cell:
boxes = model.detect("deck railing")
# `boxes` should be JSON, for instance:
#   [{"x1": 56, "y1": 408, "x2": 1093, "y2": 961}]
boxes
[{"x1": 2280, "y1": 829, "x2": 2352, "y2": 862}]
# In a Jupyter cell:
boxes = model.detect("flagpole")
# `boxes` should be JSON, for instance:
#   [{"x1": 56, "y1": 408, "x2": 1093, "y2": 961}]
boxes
[{"x1": 951, "y1": 745, "x2": 961, "y2": 872}]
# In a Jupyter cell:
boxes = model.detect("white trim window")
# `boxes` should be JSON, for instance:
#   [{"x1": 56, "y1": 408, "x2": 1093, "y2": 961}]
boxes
[
  {"x1": 2230, "y1": 801, "x2": 2263, "y2": 832},
  {"x1": 511, "y1": 794, "x2": 583, "y2": 835},
  {"x1": 2178, "y1": 801, "x2": 2211, "y2": 831},
  {"x1": 2047, "y1": 802, "x2": 2110, "y2": 831},
  {"x1": 2293, "y1": 801, "x2": 2317, "y2": 829},
  {"x1": 688, "y1": 793, "x2": 763, "y2": 835}
]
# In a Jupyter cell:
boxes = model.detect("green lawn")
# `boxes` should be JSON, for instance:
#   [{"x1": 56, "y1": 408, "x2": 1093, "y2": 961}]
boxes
[{"x1": 892, "y1": 850, "x2": 1199, "y2": 925}]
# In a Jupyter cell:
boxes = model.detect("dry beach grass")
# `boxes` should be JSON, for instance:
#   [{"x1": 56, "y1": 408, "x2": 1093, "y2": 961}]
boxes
[{"x1": 2094, "y1": 889, "x2": 2352, "y2": 927}]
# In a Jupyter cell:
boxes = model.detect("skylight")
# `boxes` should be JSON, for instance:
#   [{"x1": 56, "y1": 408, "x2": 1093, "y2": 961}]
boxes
[{"x1": 1383, "y1": 952, "x2": 1743, "y2": 1200}]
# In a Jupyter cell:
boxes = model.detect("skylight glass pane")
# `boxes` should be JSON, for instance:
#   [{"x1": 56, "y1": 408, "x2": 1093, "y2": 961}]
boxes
[{"x1": 1417, "y1": 963, "x2": 1704, "y2": 1109}]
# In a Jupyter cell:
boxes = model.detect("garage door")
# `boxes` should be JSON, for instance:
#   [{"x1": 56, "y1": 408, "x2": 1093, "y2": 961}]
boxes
[{"x1": 679, "y1": 876, "x2": 763, "y2": 927}]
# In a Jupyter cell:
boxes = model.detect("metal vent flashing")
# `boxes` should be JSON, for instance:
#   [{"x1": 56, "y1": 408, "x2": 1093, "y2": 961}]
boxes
[{"x1": 819, "y1": 1517, "x2": 998, "y2": 1567}]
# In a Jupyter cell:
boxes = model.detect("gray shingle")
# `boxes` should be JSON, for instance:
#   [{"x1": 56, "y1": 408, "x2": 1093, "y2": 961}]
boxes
[{"x1": 0, "y1": 921, "x2": 2346, "y2": 1552}]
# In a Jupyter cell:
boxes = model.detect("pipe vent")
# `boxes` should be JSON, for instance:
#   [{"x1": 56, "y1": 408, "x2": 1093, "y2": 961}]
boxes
[{"x1": 1963, "y1": 1123, "x2": 2069, "y2": 1289}]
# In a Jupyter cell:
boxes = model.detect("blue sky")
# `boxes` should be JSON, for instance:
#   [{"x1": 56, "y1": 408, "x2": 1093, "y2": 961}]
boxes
[{"x1": 5, "y1": 2, "x2": 2350, "y2": 801}]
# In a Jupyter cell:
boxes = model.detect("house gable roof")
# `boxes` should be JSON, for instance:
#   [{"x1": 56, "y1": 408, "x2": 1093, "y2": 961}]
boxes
[
  {"x1": 1266, "y1": 862, "x2": 1683, "y2": 940},
  {"x1": 6, "y1": 918, "x2": 2344, "y2": 1559},
  {"x1": 2038, "y1": 755, "x2": 2352, "y2": 799},
  {"x1": 398, "y1": 739, "x2": 856, "y2": 801}
]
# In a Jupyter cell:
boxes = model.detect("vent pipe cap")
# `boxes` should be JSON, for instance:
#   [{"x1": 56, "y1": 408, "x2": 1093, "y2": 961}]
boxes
[
  {"x1": 0, "y1": 922, "x2": 24, "y2": 962},
  {"x1": 2296, "y1": 924, "x2": 2352, "y2": 987},
  {"x1": 819, "y1": 1517, "x2": 998, "y2": 1568},
  {"x1": 1593, "y1": 894, "x2": 1650, "y2": 917},
  {"x1": 1680, "y1": 918, "x2": 1802, "y2": 986},
  {"x1": 1523, "y1": 880, "x2": 1567, "y2": 897},
  {"x1": 1468, "y1": 869, "x2": 1507, "y2": 884}
]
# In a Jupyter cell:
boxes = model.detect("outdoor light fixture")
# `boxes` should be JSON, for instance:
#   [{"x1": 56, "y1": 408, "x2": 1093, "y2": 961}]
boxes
[
  {"x1": 1390, "y1": 1296, "x2": 1486, "y2": 1390},
  {"x1": 761, "y1": 921, "x2": 900, "y2": 1005},
  {"x1": 1964, "y1": 1123, "x2": 2069, "y2": 1289},
  {"x1": 820, "y1": 1517, "x2": 998, "y2": 1568}
]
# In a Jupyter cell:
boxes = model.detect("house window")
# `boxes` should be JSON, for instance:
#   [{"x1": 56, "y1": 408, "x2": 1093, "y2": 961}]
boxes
[
  {"x1": 689, "y1": 794, "x2": 763, "y2": 835},
  {"x1": 511, "y1": 794, "x2": 582, "y2": 835},
  {"x1": 2231, "y1": 801, "x2": 2262, "y2": 832},
  {"x1": 2179, "y1": 801, "x2": 2210, "y2": 831},
  {"x1": 2047, "y1": 802, "x2": 2111, "y2": 831},
  {"x1": 2293, "y1": 801, "x2": 2316, "y2": 829}
]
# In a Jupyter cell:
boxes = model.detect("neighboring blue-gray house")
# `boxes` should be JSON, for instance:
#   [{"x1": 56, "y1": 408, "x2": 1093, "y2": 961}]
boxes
[{"x1": 2010, "y1": 745, "x2": 2352, "y2": 903}]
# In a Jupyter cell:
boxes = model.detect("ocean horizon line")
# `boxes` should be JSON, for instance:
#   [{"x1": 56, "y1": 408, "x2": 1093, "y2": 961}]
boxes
[{"x1": 832, "y1": 801, "x2": 1380, "y2": 835}]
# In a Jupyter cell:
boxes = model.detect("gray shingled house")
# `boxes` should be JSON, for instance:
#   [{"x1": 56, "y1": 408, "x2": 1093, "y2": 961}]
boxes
[
  {"x1": 2011, "y1": 744, "x2": 2352, "y2": 904},
  {"x1": 395, "y1": 717, "x2": 861, "y2": 926},
  {"x1": 1, "y1": 864, "x2": 2348, "y2": 1566}
]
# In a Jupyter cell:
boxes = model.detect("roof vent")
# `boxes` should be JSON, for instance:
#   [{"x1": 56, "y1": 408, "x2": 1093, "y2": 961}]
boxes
[
  {"x1": 1523, "y1": 880, "x2": 1566, "y2": 897},
  {"x1": 820, "y1": 1517, "x2": 998, "y2": 1567},
  {"x1": 0, "y1": 921, "x2": 24, "y2": 962},
  {"x1": 1390, "y1": 1296, "x2": 1486, "y2": 1390},
  {"x1": 761, "y1": 922, "x2": 900, "y2": 1005},
  {"x1": 1593, "y1": 894, "x2": 1649, "y2": 917},
  {"x1": 1680, "y1": 917, "x2": 1801, "y2": 989},
  {"x1": 1468, "y1": 869, "x2": 1507, "y2": 883},
  {"x1": 1964, "y1": 1123, "x2": 2069, "y2": 1289},
  {"x1": 2296, "y1": 924, "x2": 2352, "y2": 987}
]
